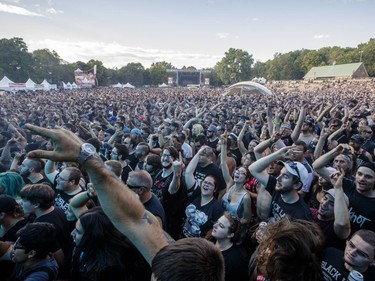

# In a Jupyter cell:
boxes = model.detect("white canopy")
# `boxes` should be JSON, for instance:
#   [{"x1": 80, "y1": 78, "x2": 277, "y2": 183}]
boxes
[
  {"x1": 158, "y1": 83, "x2": 169, "y2": 88},
  {"x1": 0, "y1": 76, "x2": 14, "y2": 91},
  {"x1": 112, "y1": 82, "x2": 123, "y2": 88},
  {"x1": 223, "y1": 81, "x2": 273, "y2": 96},
  {"x1": 25, "y1": 78, "x2": 37, "y2": 90},
  {"x1": 123, "y1": 82, "x2": 135, "y2": 88}
]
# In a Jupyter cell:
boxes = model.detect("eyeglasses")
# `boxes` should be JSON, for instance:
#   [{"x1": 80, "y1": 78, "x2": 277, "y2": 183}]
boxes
[
  {"x1": 235, "y1": 169, "x2": 247, "y2": 176},
  {"x1": 161, "y1": 153, "x2": 171, "y2": 158},
  {"x1": 202, "y1": 180, "x2": 215, "y2": 187},
  {"x1": 363, "y1": 131, "x2": 373, "y2": 134},
  {"x1": 13, "y1": 241, "x2": 25, "y2": 250},
  {"x1": 126, "y1": 183, "x2": 144, "y2": 189},
  {"x1": 330, "y1": 124, "x2": 340, "y2": 128},
  {"x1": 57, "y1": 175, "x2": 70, "y2": 182},
  {"x1": 346, "y1": 240, "x2": 370, "y2": 259}
]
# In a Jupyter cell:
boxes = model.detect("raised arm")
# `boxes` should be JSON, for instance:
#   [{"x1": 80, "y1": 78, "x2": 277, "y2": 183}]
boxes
[
  {"x1": 290, "y1": 103, "x2": 306, "y2": 142},
  {"x1": 330, "y1": 168, "x2": 351, "y2": 240},
  {"x1": 168, "y1": 160, "x2": 182, "y2": 194},
  {"x1": 24, "y1": 124, "x2": 167, "y2": 265},
  {"x1": 219, "y1": 133, "x2": 234, "y2": 189}
]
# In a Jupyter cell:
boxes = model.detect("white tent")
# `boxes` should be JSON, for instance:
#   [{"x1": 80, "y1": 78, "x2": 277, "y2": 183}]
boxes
[
  {"x1": 74, "y1": 68, "x2": 83, "y2": 73},
  {"x1": 223, "y1": 81, "x2": 273, "y2": 96},
  {"x1": 66, "y1": 82, "x2": 72, "y2": 89},
  {"x1": 25, "y1": 78, "x2": 37, "y2": 91},
  {"x1": 112, "y1": 82, "x2": 123, "y2": 88},
  {"x1": 123, "y1": 82, "x2": 135, "y2": 88},
  {"x1": 0, "y1": 76, "x2": 14, "y2": 91},
  {"x1": 158, "y1": 83, "x2": 169, "y2": 88},
  {"x1": 72, "y1": 82, "x2": 78, "y2": 89},
  {"x1": 41, "y1": 79, "x2": 51, "y2": 90}
]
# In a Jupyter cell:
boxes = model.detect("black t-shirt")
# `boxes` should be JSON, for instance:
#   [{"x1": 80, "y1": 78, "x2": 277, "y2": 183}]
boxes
[
  {"x1": 121, "y1": 165, "x2": 133, "y2": 184},
  {"x1": 342, "y1": 178, "x2": 375, "y2": 234},
  {"x1": 182, "y1": 197, "x2": 223, "y2": 238},
  {"x1": 144, "y1": 193, "x2": 166, "y2": 229},
  {"x1": 229, "y1": 147, "x2": 242, "y2": 167},
  {"x1": 222, "y1": 244, "x2": 248, "y2": 281},
  {"x1": 321, "y1": 247, "x2": 375, "y2": 281},
  {"x1": 266, "y1": 176, "x2": 313, "y2": 222}
]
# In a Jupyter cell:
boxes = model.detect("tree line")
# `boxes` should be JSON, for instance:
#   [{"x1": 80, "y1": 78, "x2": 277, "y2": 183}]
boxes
[{"x1": 0, "y1": 37, "x2": 374, "y2": 87}]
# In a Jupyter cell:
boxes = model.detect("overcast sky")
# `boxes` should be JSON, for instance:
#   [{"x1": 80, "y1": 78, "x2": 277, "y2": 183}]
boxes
[{"x1": 1, "y1": 0, "x2": 373, "y2": 69}]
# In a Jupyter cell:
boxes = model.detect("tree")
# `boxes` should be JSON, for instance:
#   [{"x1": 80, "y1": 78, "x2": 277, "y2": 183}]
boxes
[
  {"x1": 117, "y1": 63, "x2": 144, "y2": 86},
  {"x1": 0, "y1": 37, "x2": 33, "y2": 82},
  {"x1": 361, "y1": 39, "x2": 375, "y2": 76},
  {"x1": 32, "y1": 49, "x2": 62, "y2": 83},
  {"x1": 215, "y1": 48, "x2": 254, "y2": 85},
  {"x1": 149, "y1": 61, "x2": 172, "y2": 86}
]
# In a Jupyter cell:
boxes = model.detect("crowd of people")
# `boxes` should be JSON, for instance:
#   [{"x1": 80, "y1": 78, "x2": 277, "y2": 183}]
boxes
[{"x1": 0, "y1": 78, "x2": 374, "y2": 281}]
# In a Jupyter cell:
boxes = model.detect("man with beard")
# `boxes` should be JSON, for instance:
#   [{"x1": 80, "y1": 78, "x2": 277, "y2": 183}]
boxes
[
  {"x1": 206, "y1": 124, "x2": 219, "y2": 153},
  {"x1": 151, "y1": 146, "x2": 185, "y2": 239},
  {"x1": 110, "y1": 144, "x2": 132, "y2": 184},
  {"x1": 18, "y1": 157, "x2": 50, "y2": 185},
  {"x1": 249, "y1": 146, "x2": 312, "y2": 222},
  {"x1": 134, "y1": 142, "x2": 150, "y2": 171},
  {"x1": 321, "y1": 229, "x2": 375, "y2": 281}
]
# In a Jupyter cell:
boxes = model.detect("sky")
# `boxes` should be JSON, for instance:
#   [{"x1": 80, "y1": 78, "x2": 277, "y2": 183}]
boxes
[{"x1": 0, "y1": 0, "x2": 374, "y2": 70}]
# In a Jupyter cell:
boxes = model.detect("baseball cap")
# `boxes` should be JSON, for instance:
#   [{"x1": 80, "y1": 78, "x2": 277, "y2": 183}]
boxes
[
  {"x1": 108, "y1": 115, "x2": 117, "y2": 122},
  {"x1": 207, "y1": 124, "x2": 218, "y2": 133},
  {"x1": 105, "y1": 128, "x2": 115, "y2": 135},
  {"x1": 0, "y1": 195, "x2": 17, "y2": 213},
  {"x1": 280, "y1": 123, "x2": 292, "y2": 129},
  {"x1": 350, "y1": 134, "x2": 364, "y2": 144},
  {"x1": 324, "y1": 188, "x2": 349, "y2": 206},
  {"x1": 277, "y1": 161, "x2": 308, "y2": 186},
  {"x1": 130, "y1": 128, "x2": 142, "y2": 136},
  {"x1": 360, "y1": 161, "x2": 375, "y2": 173}
]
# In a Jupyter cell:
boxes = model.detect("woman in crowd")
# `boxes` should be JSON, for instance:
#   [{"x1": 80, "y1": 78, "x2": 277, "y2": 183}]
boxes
[
  {"x1": 220, "y1": 132, "x2": 253, "y2": 237},
  {"x1": 71, "y1": 206, "x2": 151, "y2": 281},
  {"x1": 182, "y1": 174, "x2": 224, "y2": 238},
  {"x1": 209, "y1": 211, "x2": 248, "y2": 281}
]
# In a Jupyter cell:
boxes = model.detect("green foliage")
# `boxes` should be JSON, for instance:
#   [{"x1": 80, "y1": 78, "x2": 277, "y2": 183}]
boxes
[
  {"x1": 0, "y1": 37, "x2": 374, "y2": 88},
  {"x1": 215, "y1": 48, "x2": 254, "y2": 84},
  {"x1": 149, "y1": 61, "x2": 172, "y2": 86}
]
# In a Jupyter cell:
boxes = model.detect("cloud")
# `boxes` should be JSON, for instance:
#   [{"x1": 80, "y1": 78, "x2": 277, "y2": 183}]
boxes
[
  {"x1": 252, "y1": 17, "x2": 259, "y2": 21},
  {"x1": 0, "y1": 2, "x2": 43, "y2": 16},
  {"x1": 46, "y1": 7, "x2": 63, "y2": 14},
  {"x1": 313, "y1": 34, "x2": 330, "y2": 39},
  {"x1": 27, "y1": 39, "x2": 222, "y2": 69},
  {"x1": 216, "y1": 33, "x2": 229, "y2": 39}
]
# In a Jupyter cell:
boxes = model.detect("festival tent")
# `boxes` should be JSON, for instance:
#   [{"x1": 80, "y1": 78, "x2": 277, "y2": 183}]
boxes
[
  {"x1": 158, "y1": 83, "x2": 169, "y2": 88},
  {"x1": 123, "y1": 82, "x2": 135, "y2": 88},
  {"x1": 41, "y1": 79, "x2": 57, "y2": 91},
  {"x1": 112, "y1": 82, "x2": 123, "y2": 88},
  {"x1": 223, "y1": 81, "x2": 273, "y2": 96},
  {"x1": 66, "y1": 82, "x2": 72, "y2": 89},
  {"x1": 72, "y1": 82, "x2": 78, "y2": 89},
  {"x1": 0, "y1": 76, "x2": 14, "y2": 91},
  {"x1": 25, "y1": 78, "x2": 37, "y2": 91}
]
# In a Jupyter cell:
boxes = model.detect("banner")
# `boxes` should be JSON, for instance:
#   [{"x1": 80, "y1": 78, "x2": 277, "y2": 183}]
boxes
[
  {"x1": 74, "y1": 66, "x2": 96, "y2": 88},
  {"x1": 204, "y1": 78, "x2": 210, "y2": 85},
  {"x1": 168, "y1": 77, "x2": 173, "y2": 85}
]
